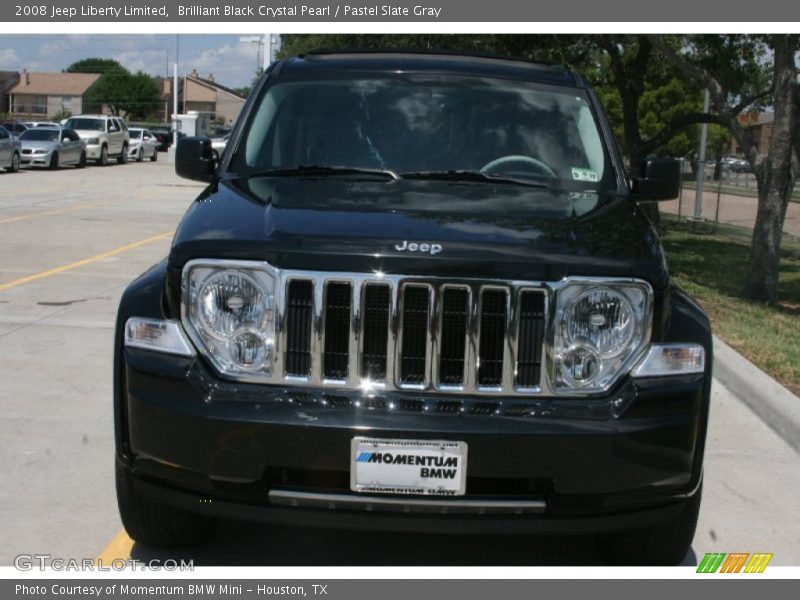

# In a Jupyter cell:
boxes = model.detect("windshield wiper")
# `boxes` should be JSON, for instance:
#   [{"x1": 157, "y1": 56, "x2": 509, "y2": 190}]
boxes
[
  {"x1": 243, "y1": 164, "x2": 400, "y2": 180},
  {"x1": 400, "y1": 170, "x2": 551, "y2": 189}
]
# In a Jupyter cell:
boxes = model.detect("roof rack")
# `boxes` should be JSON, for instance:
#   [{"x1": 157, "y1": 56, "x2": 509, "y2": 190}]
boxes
[{"x1": 300, "y1": 48, "x2": 560, "y2": 69}]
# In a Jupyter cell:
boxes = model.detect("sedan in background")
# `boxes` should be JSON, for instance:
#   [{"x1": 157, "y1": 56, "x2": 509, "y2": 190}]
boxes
[
  {"x1": 0, "y1": 120, "x2": 28, "y2": 139},
  {"x1": 0, "y1": 124, "x2": 21, "y2": 172},
  {"x1": 128, "y1": 128, "x2": 158, "y2": 162},
  {"x1": 19, "y1": 127, "x2": 87, "y2": 169}
]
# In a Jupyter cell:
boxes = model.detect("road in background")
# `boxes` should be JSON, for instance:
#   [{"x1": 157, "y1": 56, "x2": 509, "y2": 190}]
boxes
[{"x1": 1, "y1": 164, "x2": 798, "y2": 566}]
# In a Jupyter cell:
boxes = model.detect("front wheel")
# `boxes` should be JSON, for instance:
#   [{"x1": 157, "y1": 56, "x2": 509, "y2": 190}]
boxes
[
  {"x1": 97, "y1": 145, "x2": 108, "y2": 166},
  {"x1": 6, "y1": 152, "x2": 20, "y2": 173},
  {"x1": 76, "y1": 151, "x2": 87, "y2": 169},
  {"x1": 115, "y1": 460, "x2": 215, "y2": 547},
  {"x1": 117, "y1": 144, "x2": 128, "y2": 164},
  {"x1": 597, "y1": 485, "x2": 702, "y2": 566},
  {"x1": 136, "y1": 147, "x2": 144, "y2": 162},
  {"x1": 150, "y1": 149, "x2": 158, "y2": 162},
  {"x1": 49, "y1": 152, "x2": 59, "y2": 170}
]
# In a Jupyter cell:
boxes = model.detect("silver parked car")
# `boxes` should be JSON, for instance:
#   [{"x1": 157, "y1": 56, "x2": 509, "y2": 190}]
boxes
[
  {"x1": 19, "y1": 128, "x2": 87, "y2": 169},
  {"x1": 0, "y1": 125, "x2": 21, "y2": 173},
  {"x1": 128, "y1": 128, "x2": 158, "y2": 162}
]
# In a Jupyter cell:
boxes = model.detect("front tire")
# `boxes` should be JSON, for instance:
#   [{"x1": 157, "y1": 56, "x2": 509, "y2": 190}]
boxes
[
  {"x1": 6, "y1": 152, "x2": 20, "y2": 173},
  {"x1": 97, "y1": 145, "x2": 108, "y2": 166},
  {"x1": 150, "y1": 149, "x2": 158, "y2": 162},
  {"x1": 49, "y1": 152, "x2": 59, "y2": 170},
  {"x1": 598, "y1": 486, "x2": 702, "y2": 566},
  {"x1": 117, "y1": 144, "x2": 129, "y2": 164},
  {"x1": 76, "y1": 151, "x2": 87, "y2": 169},
  {"x1": 116, "y1": 460, "x2": 215, "y2": 547},
  {"x1": 136, "y1": 147, "x2": 143, "y2": 162}
]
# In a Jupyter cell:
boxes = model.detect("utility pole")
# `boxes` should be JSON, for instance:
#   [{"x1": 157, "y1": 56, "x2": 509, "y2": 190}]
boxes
[
  {"x1": 172, "y1": 33, "x2": 179, "y2": 160},
  {"x1": 693, "y1": 88, "x2": 710, "y2": 221}
]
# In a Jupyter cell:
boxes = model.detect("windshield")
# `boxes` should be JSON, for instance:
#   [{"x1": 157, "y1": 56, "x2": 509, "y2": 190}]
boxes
[
  {"x1": 20, "y1": 129, "x2": 59, "y2": 142},
  {"x1": 64, "y1": 118, "x2": 104, "y2": 131},
  {"x1": 233, "y1": 74, "x2": 613, "y2": 191},
  {"x1": 129, "y1": 130, "x2": 142, "y2": 138}
]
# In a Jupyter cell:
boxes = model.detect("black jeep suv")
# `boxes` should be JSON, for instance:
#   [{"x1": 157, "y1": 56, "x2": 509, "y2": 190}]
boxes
[{"x1": 114, "y1": 51, "x2": 712, "y2": 565}]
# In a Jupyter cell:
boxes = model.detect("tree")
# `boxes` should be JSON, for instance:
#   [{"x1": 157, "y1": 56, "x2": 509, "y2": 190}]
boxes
[
  {"x1": 654, "y1": 35, "x2": 798, "y2": 303},
  {"x1": 85, "y1": 66, "x2": 160, "y2": 120},
  {"x1": 66, "y1": 58, "x2": 123, "y2": 75}
]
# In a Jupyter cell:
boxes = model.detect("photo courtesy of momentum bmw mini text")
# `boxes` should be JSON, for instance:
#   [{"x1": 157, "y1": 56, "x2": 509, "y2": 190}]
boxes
[{"x1": 0, "y1": 0, "x2": 799, "y2": 596}]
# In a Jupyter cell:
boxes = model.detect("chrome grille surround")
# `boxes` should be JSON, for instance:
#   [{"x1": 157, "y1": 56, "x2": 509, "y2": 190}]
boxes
[{"x1": 277, "y1": 271, "x2": 548, "y2": 396}]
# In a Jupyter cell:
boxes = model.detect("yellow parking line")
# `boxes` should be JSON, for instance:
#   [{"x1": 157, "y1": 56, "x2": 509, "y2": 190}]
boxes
[
  {"x1": 0, "y1": 230, "x2": 174, "y2": 291},
  {"x1": 96, "y1": 529, "x2": 134, "y2": 564},
  {"x1": 0, "y1": 202, "x2": 102, "y2": 225}
]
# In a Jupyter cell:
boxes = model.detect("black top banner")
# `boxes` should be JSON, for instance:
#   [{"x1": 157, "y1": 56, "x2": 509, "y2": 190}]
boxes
[{"x1": 4, "y1": 0, "x2": 800, "y2": 22}]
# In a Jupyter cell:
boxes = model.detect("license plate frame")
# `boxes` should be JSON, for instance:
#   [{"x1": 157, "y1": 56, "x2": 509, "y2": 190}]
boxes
[{"x1": 350, "y1": 437, "x2": 468, "y2": 496}]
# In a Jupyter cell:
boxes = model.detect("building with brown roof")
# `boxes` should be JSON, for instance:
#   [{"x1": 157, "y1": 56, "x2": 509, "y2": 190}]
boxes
[
  {"x1": 156, "y1": 70, "x2": 246, "y2": 126},
  {"x1": 8, "y1": 70, "x2": 101, "y2": 119},
  {"x1": 184, "y1": 70, "x2": 246, "y2": 126}
]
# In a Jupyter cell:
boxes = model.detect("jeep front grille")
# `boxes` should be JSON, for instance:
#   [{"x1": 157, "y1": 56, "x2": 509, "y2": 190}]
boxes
[{"x1": 274, "y1": 272, "x2": 547, "y2": 396}]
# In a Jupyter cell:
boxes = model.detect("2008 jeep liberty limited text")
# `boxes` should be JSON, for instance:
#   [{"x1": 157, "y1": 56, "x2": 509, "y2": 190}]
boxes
[{"x1": 114, "y1": 51, "x2": 712, "y2": 565}]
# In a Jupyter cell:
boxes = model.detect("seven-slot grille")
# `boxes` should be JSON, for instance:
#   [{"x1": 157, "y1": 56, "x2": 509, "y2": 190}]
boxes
[{"x1": 279, "y1": 273, "x2": 546, "y2": 395}]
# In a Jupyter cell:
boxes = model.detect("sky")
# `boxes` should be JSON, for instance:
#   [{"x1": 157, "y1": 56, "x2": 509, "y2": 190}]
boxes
[{"x1": 0, "y1": 34, "x2": 282, "y2": 89}]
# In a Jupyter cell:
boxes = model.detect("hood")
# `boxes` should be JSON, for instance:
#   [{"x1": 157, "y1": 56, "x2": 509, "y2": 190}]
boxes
[
  {"x1": 73, "y1": 130, "x2": 104, "y2": 138},
  {"x1": 20, "y1": 140, "x2": 57, "y2": 152},
  {"x1": 169, "y1": 176, "x2": 668, "y2": 287}
]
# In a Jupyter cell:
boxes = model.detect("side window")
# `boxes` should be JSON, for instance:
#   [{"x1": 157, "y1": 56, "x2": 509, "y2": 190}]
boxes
[
  {"x1": 0, "y1": 128, "x2": 8, "y2": 140},
  {"x1": 66, "y1": 130, "x2": 80, "y2": 142},
  {"x1": 109, "y1": 119, "x2": 118, "y2": 132}
]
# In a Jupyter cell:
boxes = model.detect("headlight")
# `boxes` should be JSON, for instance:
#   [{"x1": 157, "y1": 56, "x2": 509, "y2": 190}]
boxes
[
  {"x1": 183, "y1": 260, "x2": 277, "y2": 379},
  {"x1": 551, "y1": 280, "x2": 651, "y2": 393},
  {"x1": 86, "y1": 137, "x2": 99, "y2": 145}
]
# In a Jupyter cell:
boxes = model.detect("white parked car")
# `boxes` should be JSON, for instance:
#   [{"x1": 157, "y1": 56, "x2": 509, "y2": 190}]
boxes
[
  {"x1": 62, "y1": 115, "x2": 130, "y2": 166},
  {"x1": 128, "y1": 128, "x2": 158, "y2": 162}
]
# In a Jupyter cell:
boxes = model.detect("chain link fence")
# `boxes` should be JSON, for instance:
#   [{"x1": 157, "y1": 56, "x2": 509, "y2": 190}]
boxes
[{"x1": 659, "y1": 159, "x2": 800, "y2": 252}]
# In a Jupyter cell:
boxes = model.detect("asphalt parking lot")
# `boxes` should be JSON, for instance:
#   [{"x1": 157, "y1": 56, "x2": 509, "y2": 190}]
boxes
[{"x1": 1, "y1": 160, "x2": 799, "y2": 566}]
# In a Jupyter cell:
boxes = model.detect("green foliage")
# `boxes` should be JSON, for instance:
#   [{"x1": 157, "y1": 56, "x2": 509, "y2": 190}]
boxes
[
  {"x1": 51, "y1": 108, "x2": 72, "y2": 122},
  {"x1": 66, "y1": 58, "x2": 123, "y2": 75},
  {"x1": 85, "y1": 66, "x2": 161, "y2": 120}
]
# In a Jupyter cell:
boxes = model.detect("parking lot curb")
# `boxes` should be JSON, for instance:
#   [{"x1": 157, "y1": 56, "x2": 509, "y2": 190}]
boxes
[{"x1": 713, "y1": 335, "x2": 800, "y2": 454}]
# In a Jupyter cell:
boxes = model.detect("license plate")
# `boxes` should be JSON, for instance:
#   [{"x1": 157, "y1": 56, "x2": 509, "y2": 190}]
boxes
[{"x1": 350, "y1": 437, "x2": 467, "y2": 496}]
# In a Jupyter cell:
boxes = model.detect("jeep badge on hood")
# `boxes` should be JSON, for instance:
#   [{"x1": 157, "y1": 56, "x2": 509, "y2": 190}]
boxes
[{"x1": 394, "y1": 240, "x2": 443, "y2": 255}]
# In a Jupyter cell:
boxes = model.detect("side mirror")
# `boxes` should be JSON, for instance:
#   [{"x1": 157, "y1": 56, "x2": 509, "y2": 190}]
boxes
[
  {"x1": 632, "y1": 157, "x2": 682, "y2": 201},
  {"x1": 176, "y1": 136, "x2": 216, "y2": 183}
]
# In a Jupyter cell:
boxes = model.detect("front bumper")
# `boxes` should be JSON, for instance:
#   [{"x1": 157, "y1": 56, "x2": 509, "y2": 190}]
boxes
[
  {"x1": 20, "y1": 151, "x2": 52, "y2": 166},
  {"x1": 118, "y1": 342, "x2": 707, "y2": 533},
  {"x1": 84, "y1": 143, "x2": 103, "y2": 159}
]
